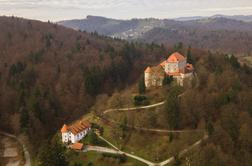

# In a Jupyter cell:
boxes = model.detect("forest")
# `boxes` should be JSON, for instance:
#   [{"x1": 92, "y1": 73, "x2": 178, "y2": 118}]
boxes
[
  {"x1": 0, "y1": 16, "x2": 251, "y2": 166},
  {"x1": 0, "y1": 16, "x2": 166, "y2": 154}
]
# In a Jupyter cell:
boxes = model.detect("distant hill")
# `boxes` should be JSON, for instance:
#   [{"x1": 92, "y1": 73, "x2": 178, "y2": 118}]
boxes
[
  {"x1": 58, "y1": 15, "x2": 167, "y2": 39},
  {"x1": 58, "y1": 15, "x2": 252, "y2": 55},
  {"x1": 175, "y1": 14, "x2": 252, "y2": 22},
  {"x1": 139, "y1": 18, "x2": 252, "y2": 55}
]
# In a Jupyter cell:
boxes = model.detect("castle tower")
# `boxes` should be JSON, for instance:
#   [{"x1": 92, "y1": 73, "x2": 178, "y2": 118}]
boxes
[
  {"x1": 165, "y1": 52, "x2": 186, "y2": 74},
  {"x1": 144, "y1": 66, "x2": 152, "y2": 88}
]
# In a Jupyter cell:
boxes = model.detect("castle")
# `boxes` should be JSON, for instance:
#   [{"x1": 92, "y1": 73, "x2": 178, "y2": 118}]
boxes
[{"x1": 144, "y1": 52, "x2": 194, "y2": 87}]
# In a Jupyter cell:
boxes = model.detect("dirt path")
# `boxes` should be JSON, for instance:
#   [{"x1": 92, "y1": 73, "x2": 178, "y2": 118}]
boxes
[
  {"x1": 103, "y1": 101, "x2": 165, "y2": 114},
  {"x1": 80, "y1": 90, "x2": 205, "y2": 166},
  {"x1": 84, "y1": 134, "x2": 208, "y2": 166},
  {"x1": 95, "y1": 96, "x2": 206, "y2": 166},
  {"x1": 103, "y1": 91, "x2": 186, "y2": 115},
  {"x1": 158, "y1": 134, "x2": 209, "y2": 166},
  {"x1": 0, "y1": 131, "x2": 31, "y2": 166}
]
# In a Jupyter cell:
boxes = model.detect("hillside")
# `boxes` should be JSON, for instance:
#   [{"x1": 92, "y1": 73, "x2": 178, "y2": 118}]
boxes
[
  {"x1": 58, "y1": 15, "x2": 252, "y2": 55},
  {"x1": 175, "y1": 14, "x2": 252, "y2": 22},
  {"x1": 1, "y1": 16, "x2": 252, "y2": 166},
  {"x1": 58, "y1": 16, "x2": 165, "y2": 39},
  {"x1": 64, "y1": 50, "x2": 252, "y2": 166},
  {"x1": 0, "y1": 16, "x2": 167, "y2": 153}
]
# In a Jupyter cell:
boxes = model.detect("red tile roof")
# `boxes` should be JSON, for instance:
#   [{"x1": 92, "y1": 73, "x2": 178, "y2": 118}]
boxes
[
  {"x1": 167, "y1": 72, "x2": 181, "y2": 76},
  {"x1": 61, "y1": 124, "x2": 68, "y2": 133},
  {"x1": 144, "y1": 66, "x2": 152, "y2": 73},
  {"x1": 69, "y1": 143, "x2": 84, "y2": 150},
  {"x1": 167, "y1": 52, "x2": 186, "y2": 63},
  {"x1": 160, "y1": 60, "x2": 166, "y2": 67},
  {"x1": 61, "y1": 121, "x2": 91, "y2": 135}
]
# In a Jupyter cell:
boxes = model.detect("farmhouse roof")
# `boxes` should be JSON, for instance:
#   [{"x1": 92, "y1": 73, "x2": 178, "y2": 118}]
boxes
[
  {"x1": 68, "y1": 121, "x2": 91, "y2": 135},
  {"x1": 69, "y1": 143, "x2": 84, "y2": 150},
  {"x1": 61, "y1": 124, "x2": 68, "y2": 133},
  {"x1": 61, "y1": 121, "x2": 91, "y2": 135}
]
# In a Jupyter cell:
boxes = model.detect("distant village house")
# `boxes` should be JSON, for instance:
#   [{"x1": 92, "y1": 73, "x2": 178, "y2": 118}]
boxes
[
  {"x1": 61, "y1": 121, "x2": 91, "y2": 144},
  {"x1": 145, "y1": 52, "x2": 194, "y2": 87}
]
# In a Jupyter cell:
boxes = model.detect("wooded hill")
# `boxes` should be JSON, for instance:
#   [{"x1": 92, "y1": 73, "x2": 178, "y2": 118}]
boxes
[
  {"x1": 0, "y1": 16, "x2": 167, "y2": 152},
  {"x1": 59, "y1": 16, "x2": 252, "y2": 55},
  {"x1": 0, "y1": 16, "x2": 252, "y2": 166}
]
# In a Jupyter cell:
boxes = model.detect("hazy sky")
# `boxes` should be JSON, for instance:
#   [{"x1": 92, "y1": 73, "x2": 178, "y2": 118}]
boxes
[{"x1": 0, "y1": 0, "x2": 252, "y2": 21}]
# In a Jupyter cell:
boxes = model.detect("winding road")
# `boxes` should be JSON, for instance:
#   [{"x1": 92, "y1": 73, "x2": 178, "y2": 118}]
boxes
[
  {"x1": 101, "y1": 98, "x2": 203, "y2": 134},
  {"x1": 103, "y1": 91, "x2": 186, "y2": 115},
  {"x1": 103, "y1": 101, "x2": 165, "y2": 114},
  {"x1": 83, "y1": 134, "x2": 208, "y2": 166},
  {"x1": 83, "y1": 87, "x2": 205, "y2": 166},
  {"x1": 93, "y1": 94, "x2": 207, "y2": 166},
  {"x1": 0, "y1": 131, "x2": 31, "y2": 166}
]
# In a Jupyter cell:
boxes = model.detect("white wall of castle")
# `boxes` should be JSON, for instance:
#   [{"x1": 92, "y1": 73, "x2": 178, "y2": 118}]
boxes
[
  {"x1": 145, "y1": 72, "x2": 151, "y2": 88},
  {"x1": 165, "y1": 60, "x2": 187, "y2": 74},
  {"x1": 145, "y1": 72, "x2": 163, "y2": 88},
  {"x1": 165, "y1": 62, "x2": 178, "y2": 73}
]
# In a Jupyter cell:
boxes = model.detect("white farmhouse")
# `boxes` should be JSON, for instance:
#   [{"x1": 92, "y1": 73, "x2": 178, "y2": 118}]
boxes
[{"x1": 61, "y1": 121, "x2": 91, "y2": 144}]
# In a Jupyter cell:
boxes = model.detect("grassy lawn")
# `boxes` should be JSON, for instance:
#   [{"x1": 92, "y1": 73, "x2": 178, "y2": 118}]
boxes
[
  {"x1": 80, "y1": 131, "x2": 110, "y2": 148},
  {"x1": 67, "y1": 151, "x2": 147, "y2": 166},
  {"x1": 90, "y1": 85, "x2": 168, "y2": 116},
  {"x1": 104, "y1": 105, "x2": 169, "y2": 129},
  {"x1": 100, "y1": 121, "x2": 204, "y2": 163}
]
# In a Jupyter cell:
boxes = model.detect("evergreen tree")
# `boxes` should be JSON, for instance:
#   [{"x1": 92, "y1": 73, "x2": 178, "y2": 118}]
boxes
[
  {"x1": 20, "y1": 109, "x2": 29, "y2": 129},
  {"x1": 37, "y1": 141, "x2": 68, "y2": 166},
  {"x1": 229, "y1": 55, "x2": 240, "y2": 69},
  {"x1": 163, "y1": 75, "x2": 173, "y2": 85},
  {"x1": 174, "y1": 42, "x2": 183, "y2": 52},
  {"x1": 84, "y1": 67, "x2": 103, "y2": 96},
  {"x1": 138, "y1": 76, "x2": 146, "y2": 94},
  {"x1": 165, "y1": 86, "x2": 182, "y2": 129},
  {"x1": 187, "y1": 46, "x2": 194, "y2": 65}
]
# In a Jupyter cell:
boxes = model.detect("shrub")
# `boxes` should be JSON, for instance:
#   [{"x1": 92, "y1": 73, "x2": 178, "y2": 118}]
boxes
[
  {"x1": 102, "y1": 153, "x2": 127, "y2": 163},
  {"x1": 133, "y1": 95, "x2": 149, "y2": 106}
]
